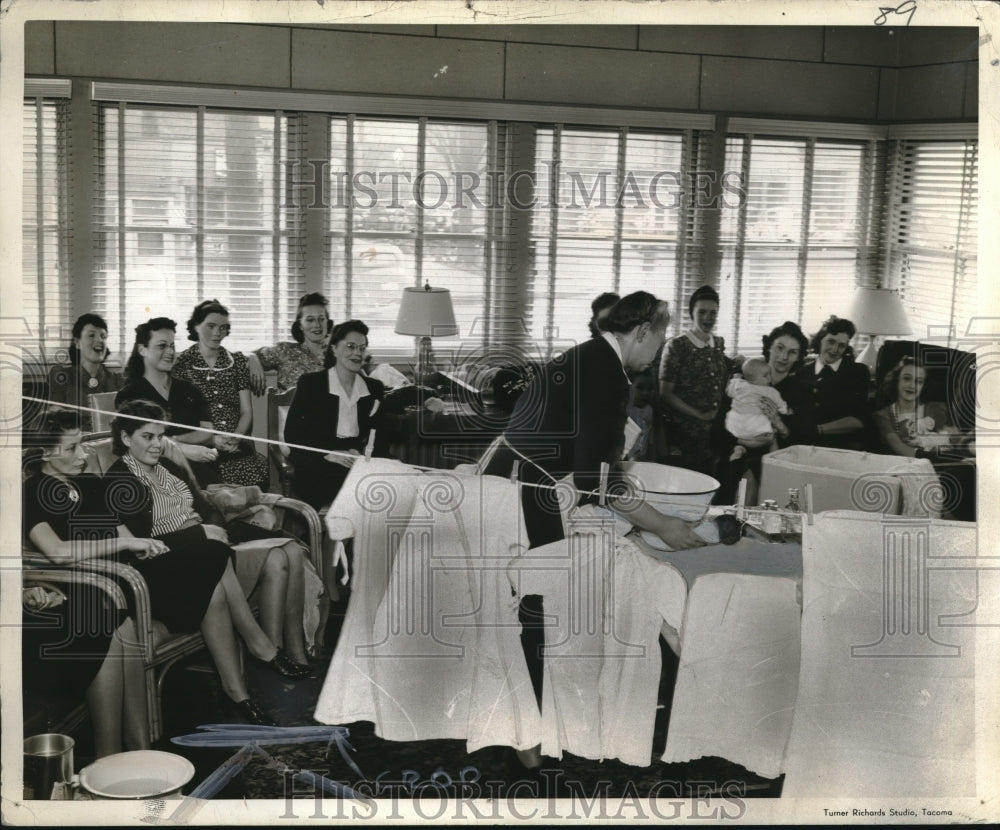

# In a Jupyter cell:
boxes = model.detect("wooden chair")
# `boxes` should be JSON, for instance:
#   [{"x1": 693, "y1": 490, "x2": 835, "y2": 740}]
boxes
[
  {"x1": 21, "y1": 567, "x2": 130, "y2": 740},
  {"x1": 87, "y1": 391, "x2": 119, "y2": 434},
  {"x1": 266, "y1": 387, "x2": 296, "y2": 497},
  {"x1": 23, "y1": 432, "x2": 325, "y2": 743}
]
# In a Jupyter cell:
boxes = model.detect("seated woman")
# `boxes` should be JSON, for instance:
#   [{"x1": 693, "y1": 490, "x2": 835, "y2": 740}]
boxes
[
  {"x1": 22, "y1": 576, "x2": 149, "y2": 759},
  {"x1": 284, "y1": 319, "x2": 386, "y2": 512},
  {"x1": 785, "y1": 315, "x2": 872, "y2": 450},
  {"x1": 110, "y1": 400, "x2": 313, "y2": 671},
  {"x1": 873, "y1": 356, "x2": 976, "y2": 521},
  {"x1": 247, "y1": 292, "x2": 333, "y2": 395},
  {"x1": 172, "y1": 299, "x2": 269, "y2": 488},
  {"x1": 713, "y1": 321, "x2": 808, "y2": 506},
  {"x1": 115, "y1": 317, "x2": 221, "y2": 486},
  {"x1": 23, "y1": 409, "x2": 302, "y2": 727},
  {"x1": 47, "y1": 313, "x2": 123, "y2": 432}
]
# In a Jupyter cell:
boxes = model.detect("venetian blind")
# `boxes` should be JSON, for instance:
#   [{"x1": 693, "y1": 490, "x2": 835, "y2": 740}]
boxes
[
  {"x1": 530, "y1": 126, "x2": 707, "y2": 354},
  {"x1": 93, "y1": 103, "x2": 305, "y2": 355},
  {"x1": 883, "y1": 139, "x2": 978, "y2": 343},
  {"x1": 22, "y1": 97, "x2": 71, "y2": 364},
  {"x1": 325, "y1": 116, "x2": 501, "y2": 357},
  {"x1": 718, "y1": 135, "x2": 877, "y2": 356}
]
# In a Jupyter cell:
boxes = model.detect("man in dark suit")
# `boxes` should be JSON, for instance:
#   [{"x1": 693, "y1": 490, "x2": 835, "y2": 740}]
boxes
[
  {"x1": 486, "y1": 291, "x2": 705, "y2": 776},
  {"x1": 489, "y1": 290, "x2": 706, "y2": 551}
]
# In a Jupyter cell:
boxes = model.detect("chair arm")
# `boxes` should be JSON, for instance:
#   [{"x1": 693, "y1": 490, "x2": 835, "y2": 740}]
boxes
[
  {"x1": 67, "y1": 558, "x2": 158, "y2": 663},
  {"x1": 272, "y1": 497, "x2": 324, "y2": 581},
  {"x1": 23, "y1": 566, "x2": 129, "y2": 612}
]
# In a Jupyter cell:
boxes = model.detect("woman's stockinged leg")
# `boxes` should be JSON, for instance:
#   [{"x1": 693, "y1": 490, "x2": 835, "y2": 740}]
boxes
[
  {"x1": 199, "y1": 581, "x2": 251, "y2": 704},
  {"x1": 85, "y1": 634, "x2": 125, "y2": 758},
  {"x1": 117, "y1": 618, "x2": 150, "y2": 750},
  {"x1": 218, "y1": 560, "x2": 278, "y2": 662},
  {"x1": 258, "y1": 548, "x2": 290, "y2": 651},
  {"x1": 281, "y1": 543, "x2": 309, "y2": 665}
]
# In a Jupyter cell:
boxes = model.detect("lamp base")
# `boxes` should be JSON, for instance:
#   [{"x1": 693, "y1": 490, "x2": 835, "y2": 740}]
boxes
[
  {"x1": 855, "y1": 336, "x2": 879, "y2": 373},
  {"x1": 415, "y1": 336, "x2": 437, "y2": 387}
]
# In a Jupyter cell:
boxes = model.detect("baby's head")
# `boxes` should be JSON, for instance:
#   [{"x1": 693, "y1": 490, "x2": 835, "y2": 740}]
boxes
[
  {"x1": 630, "y1": 370, "x2": 657, "y2": 407},
  {"x1": 742, "y1": 357, "x2": 773, "y2": 387}
]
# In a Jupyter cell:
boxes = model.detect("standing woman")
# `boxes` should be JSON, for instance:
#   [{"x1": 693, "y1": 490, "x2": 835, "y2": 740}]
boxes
[
  {"x1": 247, "y1": 293, "x2": 333, "y2": 395},
  {"x1": 173, "y1": 299, "x2": 269, "y2": 488},
  {"x1": 658, "y1": 285, "x2": 730, "y2": 475},
  {"x1": 116, "y1": 317, "x2": 220, "y2": 486},
  {"x1": 283, "y1": 320, "x2": 386, "y2": 512},
  {"x1": 47, "y1": 313, "x2": 123, "y2": 431}
]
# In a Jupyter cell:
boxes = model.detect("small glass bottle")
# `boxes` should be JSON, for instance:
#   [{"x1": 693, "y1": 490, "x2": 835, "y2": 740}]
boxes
[
  {"x1": 761, "y1": 499, "x2": 782, "y2": 535},
  {"x1": 783, "y1": 488, "x2": 802, "y2": 537}
]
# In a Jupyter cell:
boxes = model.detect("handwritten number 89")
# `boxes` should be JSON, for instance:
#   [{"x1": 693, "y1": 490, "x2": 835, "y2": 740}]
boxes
[{"x1": 875, "y1": 0, "x2": 916, "y2": 26}]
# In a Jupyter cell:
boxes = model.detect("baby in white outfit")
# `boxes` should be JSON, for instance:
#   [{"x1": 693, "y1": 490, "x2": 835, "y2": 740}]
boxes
[{"x1": 725, "y1": 357, "x2": 788, "y2": 461}]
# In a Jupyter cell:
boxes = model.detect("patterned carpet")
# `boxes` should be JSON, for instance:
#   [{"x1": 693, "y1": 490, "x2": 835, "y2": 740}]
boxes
[{"x1": 63, "y1": 598, "x2": 782, "y2": 803}]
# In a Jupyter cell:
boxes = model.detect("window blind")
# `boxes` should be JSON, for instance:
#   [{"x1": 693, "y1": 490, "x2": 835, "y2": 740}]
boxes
[
  {"x1": 325, "y1": 116, "x2": 501, "y2": 357},
  {"x1": 22, "y1": 98, "x2": 71, "y2": 364},
  {"x1": 719, "y1": 135, "x2": 876, "y2": 355},
  {"x1": 530, "y1": 126, "x2": 706, "y2": 353},
  {"x1": 883, "y1": 139, "x2": 978, "y2": 343},
  {"x1": 93, "y1": 103, "x2": 305, "y2": 355}
]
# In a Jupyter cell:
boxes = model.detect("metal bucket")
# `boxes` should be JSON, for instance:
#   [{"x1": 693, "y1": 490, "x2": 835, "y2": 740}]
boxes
[{"x1": 23, "y1": 733, "x2": 74, "y2": 800}]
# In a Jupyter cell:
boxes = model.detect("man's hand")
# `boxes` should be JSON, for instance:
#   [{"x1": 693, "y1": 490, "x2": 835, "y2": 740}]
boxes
[{"x1": 652, "y1": 514, "x2": 708, "y2": 550}]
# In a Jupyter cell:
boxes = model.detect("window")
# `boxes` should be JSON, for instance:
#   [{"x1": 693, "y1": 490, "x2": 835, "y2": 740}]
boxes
[
  {"x1": 94, "y1": 104, "x2": 305, "y2": 353},
  {"x1": 718, "y1": 135, "x2": 877, "y2": 355},
  {"x1": 22, "y1": 96, "x2": 71, "y2": 362},
  {"x1": 531, "y1": 127, "x2": 708, "y2": 351},
  {"x1": 883, "y1": 139, "x2": 978, "y2": 343},
  {"x1": 325, "y1": 117, "x2": 502, "y2": 356}
]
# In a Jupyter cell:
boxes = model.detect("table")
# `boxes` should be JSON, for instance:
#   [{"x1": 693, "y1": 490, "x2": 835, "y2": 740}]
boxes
[{"x1": 379, "y1": 401, "x2": 508, "y2": 469}]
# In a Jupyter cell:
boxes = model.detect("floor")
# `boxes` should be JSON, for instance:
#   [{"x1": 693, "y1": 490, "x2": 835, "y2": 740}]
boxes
[{"x1": 62, "y1": 595, "x2": 784, "y2": 803}]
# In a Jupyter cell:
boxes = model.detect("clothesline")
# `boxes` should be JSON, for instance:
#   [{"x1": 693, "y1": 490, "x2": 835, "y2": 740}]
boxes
[{"x1": 22, "y1": 394, "x2": 767, "y2": 514}]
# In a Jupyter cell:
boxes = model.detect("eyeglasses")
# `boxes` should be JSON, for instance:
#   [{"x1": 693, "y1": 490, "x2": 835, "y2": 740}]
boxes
[{"x1": 340, "y1": 342, "x2": 368, "y2": 353}]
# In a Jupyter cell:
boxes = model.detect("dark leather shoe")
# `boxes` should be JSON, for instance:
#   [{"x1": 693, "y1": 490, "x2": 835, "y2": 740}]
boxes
[
  {"x1": 233, "y1": 698, "x2": 276, "y2": 726},
  {"x1": 261, "y1": 648, "x2": 311, "y2": 678}
]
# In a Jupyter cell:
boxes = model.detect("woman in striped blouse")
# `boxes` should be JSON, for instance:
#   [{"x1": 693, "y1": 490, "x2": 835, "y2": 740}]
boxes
[{"x1": 105, "y1": 399, "x2": 310, "y2": 724}]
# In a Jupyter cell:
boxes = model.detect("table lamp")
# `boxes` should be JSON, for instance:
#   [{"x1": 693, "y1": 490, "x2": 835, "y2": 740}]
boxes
[
  {"x1": 846, "y1": 286, "x2": 912, "y2": 372},
  {"x1": 394, "y1": 282, "x2": 458, "y2": 385}
]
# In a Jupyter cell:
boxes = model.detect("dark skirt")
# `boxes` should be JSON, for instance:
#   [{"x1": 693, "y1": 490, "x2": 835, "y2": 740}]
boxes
[
  {"x1": 131, "y1": 527, "x2": 232, "y2": 634},
  {"x1": 22, "y1": 582, "x2": 124, "y2": 700}
]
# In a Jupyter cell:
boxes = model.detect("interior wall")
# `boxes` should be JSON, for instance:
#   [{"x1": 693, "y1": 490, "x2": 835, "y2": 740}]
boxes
[{"x1": 25, "y1": 22, "x2": 978, "y2": 122}]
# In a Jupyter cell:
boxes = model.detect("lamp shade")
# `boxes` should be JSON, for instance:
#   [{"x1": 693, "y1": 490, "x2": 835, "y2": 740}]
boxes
[
  {"x1": 846, "y1": 287, "x2": 912, "y2": 336},
  {"x1": 394, "y1": 285, "x2": 458, "y2": 337}
]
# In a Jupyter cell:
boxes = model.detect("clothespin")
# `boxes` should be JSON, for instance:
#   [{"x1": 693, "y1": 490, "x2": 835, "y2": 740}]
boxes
[
  {"x1": 364, "y1": 430, "x2": 376, "y2": 461},
  {"x1": 736, "y1": 477, "x2": 747, "y2": 522},
  {"x1": 510, "y1": 460, "x2": 520, "y2": 486},
  {"x1": 805, "y1": 483, "x2": 814, "y2": 526},
  {"x1": 599, "y1": 462, "x2": 609, "y2": 507}
]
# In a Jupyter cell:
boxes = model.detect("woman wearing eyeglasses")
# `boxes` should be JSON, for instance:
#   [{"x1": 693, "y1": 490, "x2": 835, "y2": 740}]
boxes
[
  {"x1": 173, "y1": 300, "x2": 269, "y2": 488},
  {"x1": 283, "y1": 320, "x2": 386, "y2": 511}
]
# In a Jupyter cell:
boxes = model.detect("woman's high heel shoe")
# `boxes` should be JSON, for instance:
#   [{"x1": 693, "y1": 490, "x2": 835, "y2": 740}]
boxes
[
  {"x1": 230, "y1": 698, "x2": 276, "y2": 726},
  {"x1": 253, "y1": 647, "x2": 311, "y2": 679}
]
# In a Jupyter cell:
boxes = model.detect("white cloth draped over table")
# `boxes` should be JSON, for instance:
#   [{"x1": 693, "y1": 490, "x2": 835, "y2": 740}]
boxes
[
  {"x1": 660, "y1": 572, "x2": 801, "y2": 779},
  {"x1": 782, "y1": 510, "x2": 978, "y2": 797},
  {"x1": 313, "y1": 460, "x2": 543, "y2": 750}
]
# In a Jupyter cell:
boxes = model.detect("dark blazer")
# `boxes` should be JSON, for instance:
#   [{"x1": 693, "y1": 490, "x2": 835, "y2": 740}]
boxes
[
  {"x1": 485, "y1": 336, "x2": 630, "y2": 547},
  {"x1": 284, "y1": 368, "x2": 386, "y2": 509},
  {"x1": 786, "y1": 356, "x2": 872, "y2": 448}
]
